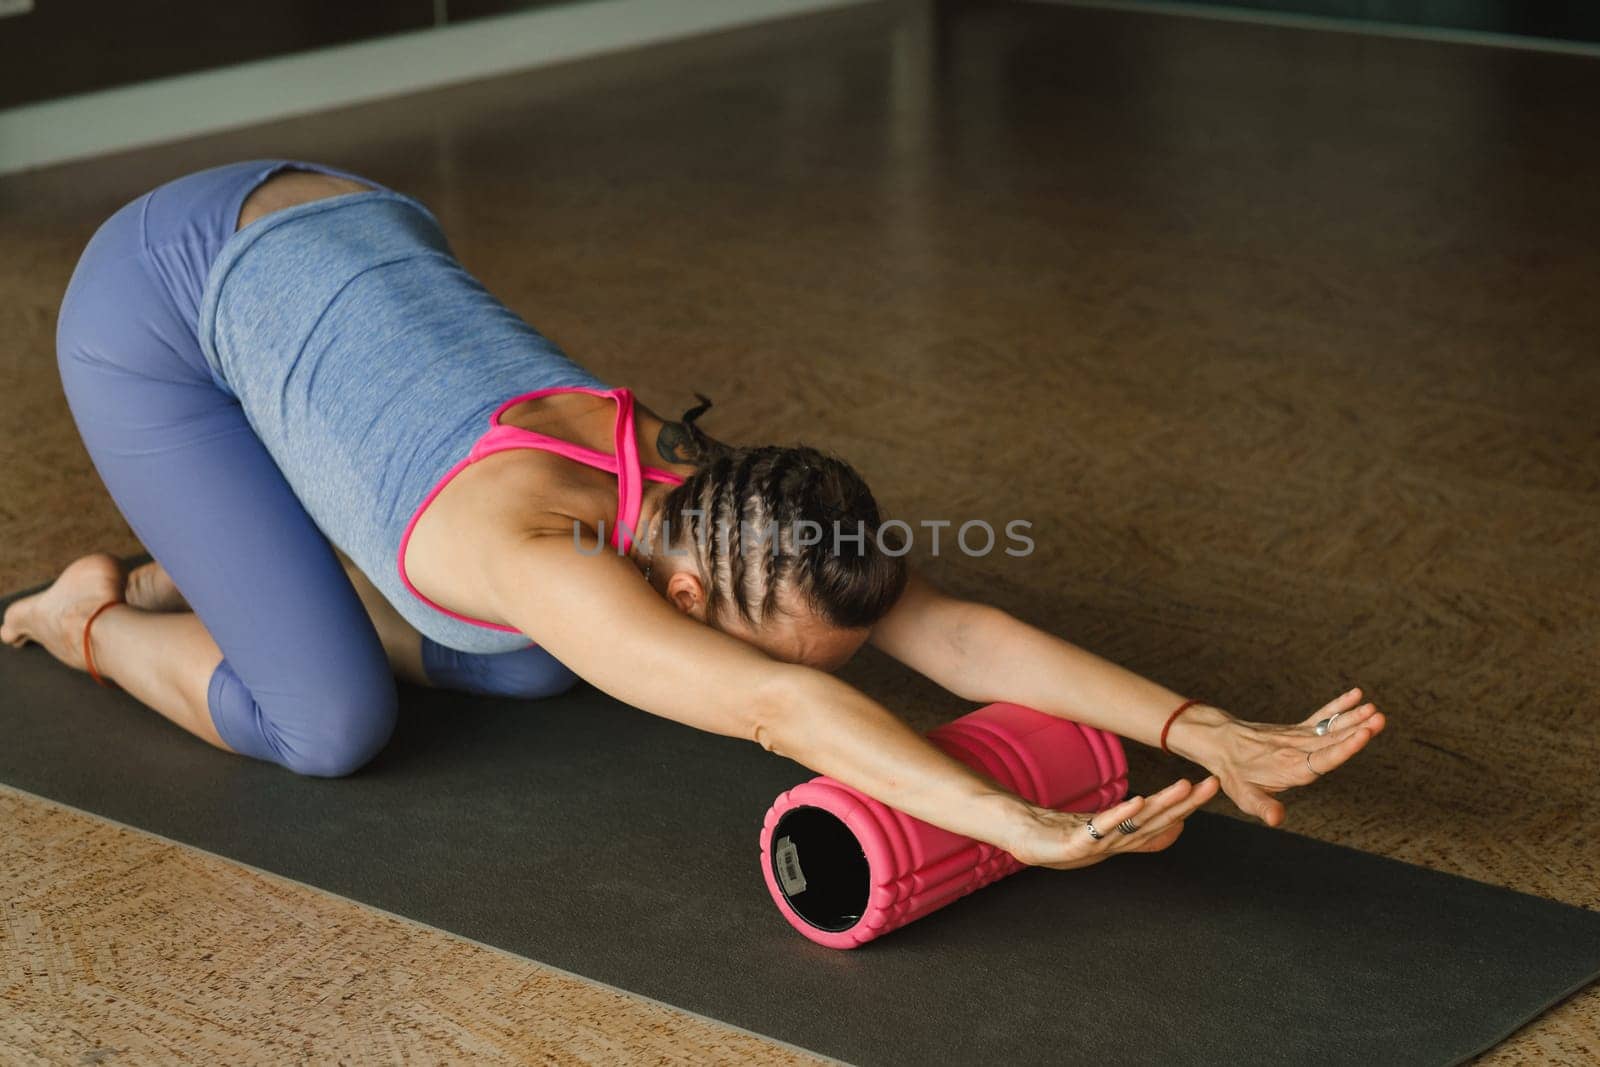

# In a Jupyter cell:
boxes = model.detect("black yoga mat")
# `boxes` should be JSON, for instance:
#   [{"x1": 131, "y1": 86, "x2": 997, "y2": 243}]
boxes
[{"x1": 3, "y1": 564, "x2": 1598, "y2": 1066}]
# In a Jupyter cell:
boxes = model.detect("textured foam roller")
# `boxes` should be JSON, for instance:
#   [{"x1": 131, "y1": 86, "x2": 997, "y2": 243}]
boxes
[{"x1": 759, "y1": 702, "x2": 1128, "y2": 948}]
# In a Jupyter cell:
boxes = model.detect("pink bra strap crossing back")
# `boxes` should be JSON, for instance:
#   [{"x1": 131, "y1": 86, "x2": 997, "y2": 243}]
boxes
[
  {"x1": 470, "y1": 386, "x2": 684, "y2": 552},
  {"x1": 395, "y1": 385, "x2": 686, "y2": 634}
]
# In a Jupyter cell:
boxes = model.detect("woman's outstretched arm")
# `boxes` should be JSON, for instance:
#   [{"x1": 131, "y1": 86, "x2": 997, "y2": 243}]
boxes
[
  {"x1": 867, "y1": 572, "x2": 1231, "y2": 759},
  {"x1": 868, "y1": 570, "x2": 1387, "y2": 827},
  {"x1": 479, "y1": 532, "x2": 1216, "y2": 868}
]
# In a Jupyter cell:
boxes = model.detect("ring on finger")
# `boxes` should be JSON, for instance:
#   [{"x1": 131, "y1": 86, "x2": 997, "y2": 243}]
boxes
[
  {"x1": 1086, "y1": 819, "x2": 1104, "y2": 840},
  {"x1": 1314, "y1": 709, "x2": 1347, "y2": 736},
  {"x1": 1117, "y1": 819, "x2": 1139, "y2": 835},
  {"x1": 1306, "y1": 750, "x2": 1322, "y2": 777}
]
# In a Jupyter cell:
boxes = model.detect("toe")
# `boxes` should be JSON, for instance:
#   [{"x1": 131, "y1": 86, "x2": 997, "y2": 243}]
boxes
[{"x1": 1, "y1": 602, "x2": 30, "y2": 647}]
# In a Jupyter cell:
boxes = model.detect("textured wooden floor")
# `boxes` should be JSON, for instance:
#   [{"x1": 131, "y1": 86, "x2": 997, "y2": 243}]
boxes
[{"x1": 3, "y1": 0, "x2": 1598, "y2": 1062}]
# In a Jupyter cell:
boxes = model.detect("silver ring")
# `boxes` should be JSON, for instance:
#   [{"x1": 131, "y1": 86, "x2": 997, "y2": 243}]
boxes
[
  {"x1": 1315, "y1": 710, "x2": 1346, "y2": 736},
  {"x1": 1117, "y1": 819, "x2": 1139, "y2": 835},
  {"x1": 1086, "y1": 819, "x2": 1104, "y2": 840},
  {"x1": 1306, "y1": 750, "x2": 1322, "y2": 777}
]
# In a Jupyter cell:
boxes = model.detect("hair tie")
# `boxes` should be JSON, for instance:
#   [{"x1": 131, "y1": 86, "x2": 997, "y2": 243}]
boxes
[{"x1": 681, "y1": 392, "x2": 714, "y2": 426}]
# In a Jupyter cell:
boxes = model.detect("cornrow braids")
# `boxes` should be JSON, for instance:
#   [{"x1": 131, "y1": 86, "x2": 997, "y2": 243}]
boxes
[{"x1": 654, "y1": 396, "x2": 906, "y2": 631}]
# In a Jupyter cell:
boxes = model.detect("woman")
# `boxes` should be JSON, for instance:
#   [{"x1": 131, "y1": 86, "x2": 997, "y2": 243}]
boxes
[{"x1": 2, "y1": 160, "x2": 1385, "y2": 870}]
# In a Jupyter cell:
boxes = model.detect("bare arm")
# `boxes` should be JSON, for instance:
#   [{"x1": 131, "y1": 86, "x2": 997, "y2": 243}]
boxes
[
  {"x1": 869, "y1": 571, "x2": 1231, "y2": 760},
  {"x1": 869, "y1": 570, "x2": 1386, "y2": 826},
  {"x1": 479, "y1": 531, "x2": 1213, "y2": 866}
]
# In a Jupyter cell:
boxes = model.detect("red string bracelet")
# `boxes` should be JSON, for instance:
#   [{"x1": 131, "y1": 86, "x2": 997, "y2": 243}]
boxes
[
  {"x1": 82, "y1": 598, "x2": 122, "y2": 690},
  {"x1": 1159, "y1": 698, "x2": 1202, "y2": 755}
]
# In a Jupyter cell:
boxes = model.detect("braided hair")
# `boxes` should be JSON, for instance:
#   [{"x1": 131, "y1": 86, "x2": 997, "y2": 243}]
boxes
[{"x1": 654, "y1": 395, "x2": 906, "y2": 629}]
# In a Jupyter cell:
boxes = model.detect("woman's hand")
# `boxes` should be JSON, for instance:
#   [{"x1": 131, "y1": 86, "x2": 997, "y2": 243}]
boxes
[
  {"x1": 1005, "y1": 775, "x2": 1221, "y2": 869},
  {"x1": 1184, "y1": 688, "x2": 1387, "y2": 828}
]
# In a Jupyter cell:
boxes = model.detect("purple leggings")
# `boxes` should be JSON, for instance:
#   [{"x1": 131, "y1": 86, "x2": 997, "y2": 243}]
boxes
[{"x1": 55, "y1": 160, "x2": 578, "y2": 777}]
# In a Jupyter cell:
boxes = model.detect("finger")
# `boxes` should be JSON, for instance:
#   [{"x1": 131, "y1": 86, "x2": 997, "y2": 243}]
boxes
[
  {"x1": 1084, "y1": 781, "x2": 1193, "y2": 847},
  {"x1": 1356, "y1": 707, "x2": 1386, "y2": 736},
  {"x1": 1317, "y1": 705, "x2": 1386, "y2": 746},
  {"x1": 1121, "y1": 776, "x2": 1216, "y2": 842},
  {"x1": 1291, "y1": 702, "x2": 1383, "y2": 746},
  {"x1": 1306, "y1": 726, "x2": 1377, "y2": 778},
  {"x1": 1115, "y1": 776, "x2": 1218, "y2": 844},
  {"x1": 1083, "y1": 793, "x2": 1149, "y2": 845},
  {"x1": 1227, "y1": 777, "x2": 1287, "y2": 827},
  {"x1": 1109, "y1": 778, "x2": 1195, "y2": 829},
  {"x1": 1301, "y1": 687, "x2": 1364, "y2": 728}
]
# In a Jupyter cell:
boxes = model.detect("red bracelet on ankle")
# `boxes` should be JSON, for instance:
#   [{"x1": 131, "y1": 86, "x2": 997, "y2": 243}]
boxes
[
  {"x1": 82, "y1": 598, "x2": 122, "y2": 690},
  {"x1": 1160, "y1": 698, "x2": 1202, "y2": 755}
]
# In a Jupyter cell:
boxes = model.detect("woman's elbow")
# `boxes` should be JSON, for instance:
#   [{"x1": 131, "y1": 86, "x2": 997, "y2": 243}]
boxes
[{"x1": 746, "y1": 664, "x2": 820, "y2": 756}]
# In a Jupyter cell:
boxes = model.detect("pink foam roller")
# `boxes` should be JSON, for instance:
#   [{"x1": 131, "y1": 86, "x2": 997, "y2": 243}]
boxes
[{"x1": 758, "y1": 702, "x2": 1128, "y2": 949}]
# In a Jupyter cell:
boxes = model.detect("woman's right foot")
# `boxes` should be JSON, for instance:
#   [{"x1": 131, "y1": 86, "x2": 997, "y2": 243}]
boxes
[
  {"x1": 126, "y1": 560, "x2": 190, "y2": 612},
  {"x1": 0, "y1": 552, "x2": 126, "y2": 670}
]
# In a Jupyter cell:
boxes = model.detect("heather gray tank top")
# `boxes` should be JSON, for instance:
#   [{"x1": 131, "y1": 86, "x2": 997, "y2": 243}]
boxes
[{"x1": 197, "y1": 189, "x2": 607, "y2": 653}]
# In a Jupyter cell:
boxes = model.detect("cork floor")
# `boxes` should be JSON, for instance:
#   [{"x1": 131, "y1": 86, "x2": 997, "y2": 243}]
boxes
[{"x1": 2, "y1": 0, "x2": 1598, "y2": 1062}]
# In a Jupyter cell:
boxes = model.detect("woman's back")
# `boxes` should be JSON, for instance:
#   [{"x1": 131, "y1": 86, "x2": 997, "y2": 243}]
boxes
[{"x1": 198, "y1": 186, "x2": 607, "y2": 654}]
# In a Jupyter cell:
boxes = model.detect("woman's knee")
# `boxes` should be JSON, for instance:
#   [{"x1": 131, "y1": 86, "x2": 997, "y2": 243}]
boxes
[
  {"x1": 523, "y1": 665, "x2": 582, "y2": 700},
  {"x1": 275, "y1": 696, "x2": 398, "y2": 778},
  {"x1": 209, "y1": 659, "x2": 398, "y2": 777},
  {"x1": 420, "y1": 639, "x2": 581, "y2": 699}
]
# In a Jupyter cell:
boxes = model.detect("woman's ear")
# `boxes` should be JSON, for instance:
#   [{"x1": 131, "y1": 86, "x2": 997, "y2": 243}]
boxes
[{"x1": 663, "y1": 570, "x2": 708, "y2": 621}]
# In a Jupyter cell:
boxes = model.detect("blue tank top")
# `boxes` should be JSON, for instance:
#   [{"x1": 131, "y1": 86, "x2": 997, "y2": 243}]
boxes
[{"x1": 196, "y1": 189, "x2": 608, "y2": 654}]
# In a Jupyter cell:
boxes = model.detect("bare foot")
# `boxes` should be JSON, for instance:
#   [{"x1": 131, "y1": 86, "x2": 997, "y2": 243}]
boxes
[
  {"x1": 0, "y1": 552, "x2": 127, "y2": 672},
  {"x1": 127, "y1": 559, "x2": 190, "y2": 612}
]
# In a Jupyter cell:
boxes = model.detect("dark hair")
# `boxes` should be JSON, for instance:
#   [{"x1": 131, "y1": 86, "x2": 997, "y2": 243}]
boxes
[{"x1": 655, "y1": 395, "x2": 906, "y2": 630}]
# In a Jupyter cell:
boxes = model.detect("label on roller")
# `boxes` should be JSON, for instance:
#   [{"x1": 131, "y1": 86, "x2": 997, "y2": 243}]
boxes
[{"x1": 775, "y1": 835, "x2": 808, "y2": 895}]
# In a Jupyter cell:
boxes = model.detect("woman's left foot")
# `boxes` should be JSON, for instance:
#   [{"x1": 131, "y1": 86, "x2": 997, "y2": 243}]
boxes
[
  {"x1": 0, "y1": 552, "x2": 126, "y2": 671},
  {"x1": 127, "y1": 559, "x2": 190, "y2": 611}
]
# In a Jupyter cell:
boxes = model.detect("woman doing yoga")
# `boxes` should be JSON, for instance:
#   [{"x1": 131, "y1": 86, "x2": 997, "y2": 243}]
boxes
[{"x1": 2, "y1": 160, "x2": 1386, "y2": 870}]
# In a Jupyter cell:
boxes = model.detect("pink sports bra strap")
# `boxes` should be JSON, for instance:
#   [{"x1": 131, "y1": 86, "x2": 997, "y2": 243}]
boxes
[
  {"x1": 469, "y1": 386, "x2": 685, "y2": 554},
  {"x1": 395, "y1": 384, "x2": 686, "y2": 637},
  {"x1": 610, "y1": 389, "x2": 644, "y2": 553}
]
